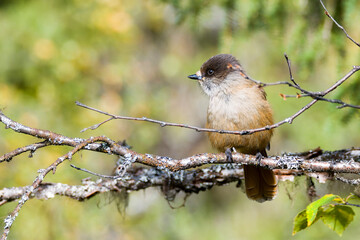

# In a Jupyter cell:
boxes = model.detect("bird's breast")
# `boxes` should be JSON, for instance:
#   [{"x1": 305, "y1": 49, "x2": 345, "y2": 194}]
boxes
[{"x1": 206, "y1": 88, "x2": 273, "y2": 153}]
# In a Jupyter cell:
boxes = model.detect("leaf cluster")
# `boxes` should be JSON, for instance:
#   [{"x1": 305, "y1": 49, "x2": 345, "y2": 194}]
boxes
[{"x1": 293, "y1": 194, "x2": 359, "y2": 236}]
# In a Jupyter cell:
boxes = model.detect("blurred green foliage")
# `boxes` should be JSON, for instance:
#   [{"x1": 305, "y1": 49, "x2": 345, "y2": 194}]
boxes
[{"x1": 1, "y1": 0, "x2": 360, "y2": 239}]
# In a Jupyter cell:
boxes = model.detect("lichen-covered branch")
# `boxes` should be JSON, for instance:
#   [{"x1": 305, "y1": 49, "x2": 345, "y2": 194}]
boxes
[
  {"x1": 1, "y1": 111, "x2": 359, "y2": 240},
  {"x1": 1, "y1": 1, "x2": 360, "y2": 238},
  {"x1": 2, "y1": 112, "x2": 360, "y2": 174},
  {"x1": 0, "y1": 164, "x2": 349, "y2": 204},
  {"x1": 0, "y1": 165, "x2": 244, "y2": 203}
]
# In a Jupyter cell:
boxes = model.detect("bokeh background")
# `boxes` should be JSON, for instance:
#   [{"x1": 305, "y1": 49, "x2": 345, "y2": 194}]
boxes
[{"x1": 1, "y1": 0, "x2": 360, "y2": 239}]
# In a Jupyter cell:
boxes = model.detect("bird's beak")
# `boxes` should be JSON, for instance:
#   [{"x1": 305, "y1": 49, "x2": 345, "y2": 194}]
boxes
[{"x1": 188, "y1": 71, "x2": 202, "y2": 80}]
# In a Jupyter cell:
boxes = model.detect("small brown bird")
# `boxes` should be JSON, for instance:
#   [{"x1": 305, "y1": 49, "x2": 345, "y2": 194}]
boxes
[{"x1": 188, "y1": 54, "x2": 277, "y2": 202}]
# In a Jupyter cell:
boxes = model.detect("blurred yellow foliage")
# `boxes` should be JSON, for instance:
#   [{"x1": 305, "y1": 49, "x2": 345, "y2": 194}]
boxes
[{"x1": 33, "y1": 38, "x2": 57, "y2": 60}]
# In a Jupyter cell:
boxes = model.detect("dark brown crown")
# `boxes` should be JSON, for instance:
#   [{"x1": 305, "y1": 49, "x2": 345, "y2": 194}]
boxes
[{"x1": 200, "y1": 54, "x2": 243, "y2": 80}]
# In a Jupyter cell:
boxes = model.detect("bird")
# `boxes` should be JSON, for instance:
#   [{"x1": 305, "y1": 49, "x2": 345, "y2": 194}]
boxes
[{"x1": 188, "y1": 54, "x2": 277, "y2": 202}]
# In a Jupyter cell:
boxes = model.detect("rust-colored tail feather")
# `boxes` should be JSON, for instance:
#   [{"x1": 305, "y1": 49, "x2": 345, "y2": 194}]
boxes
[{"x1": 243, "y1": 165, "x2": 277, "y2": 202}]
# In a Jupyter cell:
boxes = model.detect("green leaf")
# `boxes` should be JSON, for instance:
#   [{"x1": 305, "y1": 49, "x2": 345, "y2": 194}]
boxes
[
  {"x1": 293, "y1": 207, "x2": 324, "y2": 235},
  {"x1": 306, "y1": 194, "x2": 339, "y2": 226},
  {"x1": 321, "y1": 205, "x2": 355, "y2": 236},
  {"x1": 292, "y1": 210, "x2": 308, "y2": 235}
]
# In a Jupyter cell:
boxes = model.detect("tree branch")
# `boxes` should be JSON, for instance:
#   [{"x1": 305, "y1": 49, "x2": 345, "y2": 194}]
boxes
[
  {"x1": 1, "y1": 2, "x2": 360, "y2": 239},
  {"x1": 1, "y1": 66, "x2": 360, "y2": 240},
  {"x1": 320, "y1": 0, "x2": 360, "y2": 47},
  {"x1": 76, "y1": 65, "x2": 360, "y2": 135},
  {"x1": 2, "y1": 111, "x2": 360, "y2": 174},
  {"x1": 0, "y1": 161, "x2": 356, "y2": 204},
  {"x1": 0, "y1": 141, "x2": 49, "y2": 163}
]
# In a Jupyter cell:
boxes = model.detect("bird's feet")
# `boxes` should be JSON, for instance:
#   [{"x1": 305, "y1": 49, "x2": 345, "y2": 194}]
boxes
[
  {"x1": 256, "y1": 152, "x2": 263, "y2": 166},
  {"x1": 225, "y1": 147, "x2": 235, "y2": 162}
]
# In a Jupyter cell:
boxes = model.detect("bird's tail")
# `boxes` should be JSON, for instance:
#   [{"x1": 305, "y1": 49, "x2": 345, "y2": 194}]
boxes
[{"x1": 243, "y1": 164, "x2": 277, "y2": 202}]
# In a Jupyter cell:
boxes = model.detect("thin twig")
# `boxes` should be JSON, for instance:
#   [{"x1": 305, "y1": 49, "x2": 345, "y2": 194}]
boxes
[
  {"x1": 321, "y1": 67, "x2": 360, "y2": 95},
  {"x1": 2, "y1": 112, "x2": 360, "y2": 173},
  {"x1": 0, "y1": 112, "x2": 130, "y2": 162},
  {"x1": 2, "y1": 110, "x2": 360, "y2": 238},
  {"x1": 0, "y1": 141, "x2": 49, "y2": 163},
  {"x1": 279, "y1": 94, "x2": 360, "y2": 109},
  {"x1": 0, "y1": 2, "x2": 358, "y2": 239},
  {"x1": 0, "y1": 136, "x2": 112, "y2": 240},
  {"x1": 284, "y1": 53, "x2": 300, "y2": 87},
  {"x1": 344, "y1": 202, "x2": 360, "y2": 208},
  {"x1": 70, "y1": 164, "x2": 120, "y2": 179},
  {"x1": 80, "y1": 117, "x2": 114, "y2": 132},
  {"x1": 320, "y1": 0, "x2": 360, "y2": 47},
  {"x1": 76, "y1": 65, "x2": 360, "y2": 135}
]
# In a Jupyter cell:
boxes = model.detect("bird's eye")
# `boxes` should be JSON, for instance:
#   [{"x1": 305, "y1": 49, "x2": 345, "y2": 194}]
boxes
[{"x1": 207, "y1": 69, "x2": 214, "y2": 75}]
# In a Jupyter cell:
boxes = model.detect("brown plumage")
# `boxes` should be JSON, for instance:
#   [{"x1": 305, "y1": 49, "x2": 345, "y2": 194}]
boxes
[{"x1": 188, "y1": 54, "x2": 277, "y2": 202}]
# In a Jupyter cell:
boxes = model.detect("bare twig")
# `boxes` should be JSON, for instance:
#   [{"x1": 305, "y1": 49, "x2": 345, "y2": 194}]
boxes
[
  {"x1": 0, "y1": 3, "x2": 359, "y2": 237},
  {"x1": 321, "y1": 67, "x2": 360, "y2": 95},
  {"x1": 279, "y1": 93, "x2": 360, "y2": 109},
  {"x1": 76, "y1": 65, "x2": 360, "y2": 136},
  {"x1": 2, "y1": 112, "x2": 360, "y2": 174},
  {"x1": 280, "y1": 54, "x2": 360, "y2": 108},
  {"x1": 320, "y1": 0, "x2": 360, "y2": 47},
  {"x1": 80, "y1": 117, "x2": 114, "y2": 132},
  {"x1": 1, "y1": 136, "x2": 113, "y2": 240},
  {"x1": 70, "y1": 164, "x2": 120, "y2": 179},
  {"x1": 0, "y1": 141, "x2": 49, "y2": 163},
  {"x1": 1, "y1": 106, "x2": 360, "y2": 238},
  {"x1": 284, "y1": 53, "x2": 300, "y2": 87},
  {"x1": 343, "y1": 202, "x2": 360, "y2": 208},
  {"x1": 0, "y1": 112, "x2": 129, "y2": 159}
]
